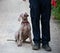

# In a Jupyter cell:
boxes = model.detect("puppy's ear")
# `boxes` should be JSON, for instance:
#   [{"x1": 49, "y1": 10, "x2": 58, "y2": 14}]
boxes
[
  {"x1": 18, "y1": 15, "x2": 21, "y2": 21},
  {"x1": 20, "y1": 14, "x2": 23, "y2": 17}
]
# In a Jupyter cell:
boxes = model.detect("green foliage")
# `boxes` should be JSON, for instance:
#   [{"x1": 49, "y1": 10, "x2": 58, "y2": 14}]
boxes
[{"x1": 52, "y1": 0, "x2": 60, "y2": 20}]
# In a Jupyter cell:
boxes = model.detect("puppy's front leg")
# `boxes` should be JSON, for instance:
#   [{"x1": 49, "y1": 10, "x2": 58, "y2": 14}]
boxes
[{"x1": 17, "y1": 31, "x2": 23, "y2": 46}]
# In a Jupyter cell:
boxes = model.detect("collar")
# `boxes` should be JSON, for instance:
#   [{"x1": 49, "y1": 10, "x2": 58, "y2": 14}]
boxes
[{"x1": 21, "y1": 21, "x2": 29, "y2": 24}]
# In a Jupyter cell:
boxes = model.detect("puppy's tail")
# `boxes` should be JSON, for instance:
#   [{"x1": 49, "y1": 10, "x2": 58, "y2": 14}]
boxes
[{"x1": 7, "y1": 39, "x2": 15, "y2": 41}]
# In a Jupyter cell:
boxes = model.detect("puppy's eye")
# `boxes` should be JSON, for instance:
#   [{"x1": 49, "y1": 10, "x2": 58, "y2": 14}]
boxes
[{"x1": 24, "y1": 15, "x2": 29, "y2": 17}]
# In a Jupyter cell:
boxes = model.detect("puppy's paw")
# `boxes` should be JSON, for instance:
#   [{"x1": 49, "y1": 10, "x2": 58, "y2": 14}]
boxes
[
  {"x1": 29, "y1": 40, "x2": 33, "y2": 46},
  {"x1": 17, "y1": 41, "x2": 22, "y2": 47},
  {"x1": 17, "y1": 43, "x2": 22, "y2": 47}
]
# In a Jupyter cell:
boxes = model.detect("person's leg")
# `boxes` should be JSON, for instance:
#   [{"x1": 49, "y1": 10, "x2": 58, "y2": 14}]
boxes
[
  {"x1": 40, "y1": 0, "x2": 51, "y2": 51},
  {"x1": 29, "y1": 0, "x2": 41, "y2": 50}
]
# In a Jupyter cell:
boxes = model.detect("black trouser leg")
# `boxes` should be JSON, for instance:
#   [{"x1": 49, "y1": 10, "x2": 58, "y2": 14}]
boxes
[
  {"x1": 29, "y1": 0, "x2": 41, "y2": 44},
  {"x1": 40, "y1": 0, "x2": 51, "y2": 45}
]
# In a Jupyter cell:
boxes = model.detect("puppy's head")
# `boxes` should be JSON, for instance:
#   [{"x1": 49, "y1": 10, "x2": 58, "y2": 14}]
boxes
[
  {"x1": 24, "y1": 12, "x2": 29, "y2": 18},
  {"x1": 20, "y1": 12, "x2": 29, "y2": 20}
]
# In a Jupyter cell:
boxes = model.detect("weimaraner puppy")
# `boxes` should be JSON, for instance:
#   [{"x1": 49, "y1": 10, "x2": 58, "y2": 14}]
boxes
[{"x1": 15, "y1": 12, "x2": 32, "y2": 46}]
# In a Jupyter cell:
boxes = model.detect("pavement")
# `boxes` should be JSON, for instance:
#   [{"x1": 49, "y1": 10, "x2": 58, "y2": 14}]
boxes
[{"x1": 0, "y1": 0, "x2": 60, "y2": 53}]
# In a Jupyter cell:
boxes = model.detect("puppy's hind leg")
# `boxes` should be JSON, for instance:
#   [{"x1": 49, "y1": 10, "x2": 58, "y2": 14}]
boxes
[{"x1": 29, "y1": 32, "x2": 32, "y2": 45}]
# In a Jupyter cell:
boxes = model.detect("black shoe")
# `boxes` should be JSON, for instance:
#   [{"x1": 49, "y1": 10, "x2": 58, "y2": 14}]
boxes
[
  {"x1": 42, "y1": 44, "x2": 52, "y2": 51},
  {"x1": 32, "y1": 43, "x2": 40, "y2": 50}
]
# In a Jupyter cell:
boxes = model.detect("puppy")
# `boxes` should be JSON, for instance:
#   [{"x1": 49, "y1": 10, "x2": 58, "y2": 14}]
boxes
[{"x1": 15, "y1": 12, "x2": 32, "y2": 46}]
